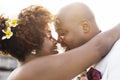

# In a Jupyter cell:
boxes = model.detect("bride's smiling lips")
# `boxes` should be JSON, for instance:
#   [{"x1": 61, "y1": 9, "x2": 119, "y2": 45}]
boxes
[{"x1": 52, "y1": 45, "x2": 58, "y2": 54}]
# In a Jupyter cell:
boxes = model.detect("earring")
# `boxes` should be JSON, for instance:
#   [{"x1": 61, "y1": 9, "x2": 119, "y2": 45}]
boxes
[{"x1": 31, "y1": 49, "x2": 36, "y2": 55}]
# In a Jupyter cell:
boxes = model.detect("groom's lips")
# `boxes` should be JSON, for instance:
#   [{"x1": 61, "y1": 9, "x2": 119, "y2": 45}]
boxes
[
  {"x1": 57, "y1": 36, "x2": 70, "y2": 51},
  {"x1": 60, "y1": 42, "x2": 70, "y2": 51}
]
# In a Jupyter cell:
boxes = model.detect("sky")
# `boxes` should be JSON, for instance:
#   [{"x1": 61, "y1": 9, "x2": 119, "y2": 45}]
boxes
[{"x1": 0, "y1": 0, "x2": 120, "y2": 31}]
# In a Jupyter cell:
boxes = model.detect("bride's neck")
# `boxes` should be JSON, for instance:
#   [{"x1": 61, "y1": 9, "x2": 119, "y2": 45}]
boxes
[{"x1": 19, "y1": 54, "x2": 37, "y2": 65}]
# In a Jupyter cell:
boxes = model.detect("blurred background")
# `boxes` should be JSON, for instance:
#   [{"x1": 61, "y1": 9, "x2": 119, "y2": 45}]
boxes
[{"x1": 0, "y1": 0, "x2": 120, "y2": 79}]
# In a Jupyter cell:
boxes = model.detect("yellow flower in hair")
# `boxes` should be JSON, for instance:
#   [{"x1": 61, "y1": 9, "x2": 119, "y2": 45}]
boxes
[
  {"x1": 5, "y1": 21, "x2": 10, "y2": 27},
  {"x1": 1, "y1": 18, "x2": 17, "y2": 40},
  {"x1": 5, "y1": 19, "x2": 18, "y2": 28},
  {"x1": 2, "y1": 27, "x2": 13, "y2": 40},
  {"x1": 10, "y1": 19, "x2": 18, "y2": 27}
]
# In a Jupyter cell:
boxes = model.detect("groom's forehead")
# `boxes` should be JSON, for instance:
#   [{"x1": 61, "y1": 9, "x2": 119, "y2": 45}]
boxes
[
  {"x1": 54, "y1": 17, "x2": 63, "y2": 29},
  {"x1": 55, "y1": 16, "x2": 73, "y2": 31}
]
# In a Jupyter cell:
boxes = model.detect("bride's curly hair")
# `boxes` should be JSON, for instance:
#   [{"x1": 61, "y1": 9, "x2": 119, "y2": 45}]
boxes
[{"x1": 0, "y1": 5, "x2": 53, "y2": 61}]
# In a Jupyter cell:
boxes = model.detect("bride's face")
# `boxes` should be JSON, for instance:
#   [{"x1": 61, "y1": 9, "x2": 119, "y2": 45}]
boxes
[{"x1": 40, "y1": 29, "x2": 58, "y2": 56}]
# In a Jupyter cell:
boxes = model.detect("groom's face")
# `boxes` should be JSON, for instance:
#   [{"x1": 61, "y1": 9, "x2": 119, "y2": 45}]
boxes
[
  {"x1": 55, "y1": 4, "x2": 100, "y2": 50},
  {"x1": 55, "y1": 17, "x2": 88, "y2": 50}
]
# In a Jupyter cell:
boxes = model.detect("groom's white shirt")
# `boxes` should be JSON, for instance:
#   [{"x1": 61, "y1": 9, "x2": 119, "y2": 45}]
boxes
[{"x1": 95, "y1": 39, "x2": 120, "y2": 80}]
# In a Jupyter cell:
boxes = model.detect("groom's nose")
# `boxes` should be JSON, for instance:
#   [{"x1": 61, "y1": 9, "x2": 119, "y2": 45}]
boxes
[
  {"x1": 57, "y1": 36, "x2": 68, "y2": 48},
  {"x1": 57, "y1": 36, "x2": 64, "y2": 43}
]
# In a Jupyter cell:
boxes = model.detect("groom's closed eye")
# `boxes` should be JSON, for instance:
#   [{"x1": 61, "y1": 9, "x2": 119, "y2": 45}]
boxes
[{"x1": 57, "y1": 29, "x2": 67, "y2": 36}]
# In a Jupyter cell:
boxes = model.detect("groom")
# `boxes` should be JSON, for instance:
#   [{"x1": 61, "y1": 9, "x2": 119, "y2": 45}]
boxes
[{"x1": 55, "y1": 2, "x2": 120, "y2": 80}]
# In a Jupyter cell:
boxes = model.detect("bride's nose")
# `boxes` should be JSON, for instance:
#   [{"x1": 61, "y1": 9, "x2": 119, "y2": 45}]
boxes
[{"x1": 51, "y1": 37, "x2": 57, "y2": 45}]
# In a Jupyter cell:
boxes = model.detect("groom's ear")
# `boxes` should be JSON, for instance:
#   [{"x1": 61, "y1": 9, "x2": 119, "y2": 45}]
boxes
[{"x1": 81, "y1": 20, "x2": 90, "y2": 33}]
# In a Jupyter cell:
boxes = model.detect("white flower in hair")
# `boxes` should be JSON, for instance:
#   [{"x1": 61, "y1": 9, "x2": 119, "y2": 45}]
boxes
[
  {"x1": 2, "y1": 27, "x2": 13, "y2": 40},
  {"x1": 5, "y1": 19, "x2": 18, "y2": 27},
  {"x1": 1, "y1": 18, "x2": 18, "y2": 40}
]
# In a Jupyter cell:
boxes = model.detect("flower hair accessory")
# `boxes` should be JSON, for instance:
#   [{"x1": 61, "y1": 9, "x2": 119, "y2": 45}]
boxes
[{"x1": 1, "y1": 18, "x2": 18, "y2": 40}]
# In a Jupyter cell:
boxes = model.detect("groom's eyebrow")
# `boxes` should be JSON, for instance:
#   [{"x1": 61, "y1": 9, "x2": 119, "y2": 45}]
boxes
[{"x1": 54, "y1": 17, "x2": 61, "y2": 26}]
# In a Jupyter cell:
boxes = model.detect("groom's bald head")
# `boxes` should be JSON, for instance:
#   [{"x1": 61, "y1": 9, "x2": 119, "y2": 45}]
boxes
[
  {"x1": 55, "y1": 2, "x2": 100, "y2": 49},
  {"x1": 57, "y1": 2, "x2": 95, "y2": 24}
]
